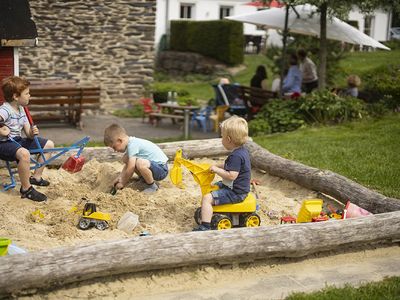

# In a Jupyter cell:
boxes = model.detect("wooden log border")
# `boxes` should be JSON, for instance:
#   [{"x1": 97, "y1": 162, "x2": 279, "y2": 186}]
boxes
[{"x1": 0, "y1": 138, "x2": 399, "y2": 297}]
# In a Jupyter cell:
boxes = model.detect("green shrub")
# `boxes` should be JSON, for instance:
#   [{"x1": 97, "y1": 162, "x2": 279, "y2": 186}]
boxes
[
  {"x1": 362, "y1": 64, "x2": 400, "y2": 111},
  {"x1": 299, "y1": 90, "x2": 365, "y2": 125},
  {"x1": 249, "y1": 118, "x2": 271, "y2": 136},
  {"x1": 170, "y1": 20, "x2": 244, "y2": 65},
  {"x1": 365, "y1": 100, "x2": 390, "y2": 118},
  {"x1": 177, "y1": 95, "x2": 198, "y2": 106},
  {"x1": 256, "y1": 99, "x2": 305, "y2": 133}
]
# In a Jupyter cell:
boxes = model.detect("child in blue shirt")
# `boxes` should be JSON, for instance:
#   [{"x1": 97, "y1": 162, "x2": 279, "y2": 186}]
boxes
[
  {"x1": 104, "y1": 123, "x2": 168, "y2": 193},
  {"x1": 193, "y1": 116, "x2": 251, "y2": 231},
  {"x1": 0, "y1": 76, "x2": 55, "y2": 202}
]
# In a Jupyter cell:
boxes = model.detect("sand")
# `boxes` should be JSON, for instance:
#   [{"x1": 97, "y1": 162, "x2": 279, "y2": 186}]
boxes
[{"x1": 0, "y1": 158, "x2": 317, "y2": 251}]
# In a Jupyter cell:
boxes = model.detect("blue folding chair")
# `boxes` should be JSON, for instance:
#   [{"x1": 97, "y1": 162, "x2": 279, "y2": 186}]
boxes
[{"x1": 191, "y1": 106, "x2": 213, "y2": 133}]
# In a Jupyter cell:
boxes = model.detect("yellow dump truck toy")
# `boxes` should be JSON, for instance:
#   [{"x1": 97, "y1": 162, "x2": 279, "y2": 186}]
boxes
[{"x1": 170, "y1": 149, "x2": 261, "y2": 230}]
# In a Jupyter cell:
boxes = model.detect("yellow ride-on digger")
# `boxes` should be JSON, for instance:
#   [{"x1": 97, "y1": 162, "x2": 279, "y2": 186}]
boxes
[{"x1": 170, "y1": 149, "x2": 261, "y2": 230}]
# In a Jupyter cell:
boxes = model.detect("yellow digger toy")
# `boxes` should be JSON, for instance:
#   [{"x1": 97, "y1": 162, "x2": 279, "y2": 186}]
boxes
[
  {"x1": 78, "y1": 203, "x2": 111, "y2": 230},
  {"x1": 170, "y1": 149, "x2": 261, "y2": 230}
]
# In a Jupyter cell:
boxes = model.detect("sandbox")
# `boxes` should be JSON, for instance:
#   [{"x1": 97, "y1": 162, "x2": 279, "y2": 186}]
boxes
[{"x1": 0, "y1": 139, "x2": 399, "y2": 297}]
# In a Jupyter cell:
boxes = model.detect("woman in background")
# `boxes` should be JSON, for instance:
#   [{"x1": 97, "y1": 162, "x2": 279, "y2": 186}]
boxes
[{"x1": 250, "y1": 65, "x2": 268, "y2": 90}]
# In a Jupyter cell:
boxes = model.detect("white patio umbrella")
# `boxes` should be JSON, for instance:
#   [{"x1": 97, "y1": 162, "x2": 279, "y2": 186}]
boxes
[{"x1": 226, "y1": 4, "x2": 390, "y2": 50}]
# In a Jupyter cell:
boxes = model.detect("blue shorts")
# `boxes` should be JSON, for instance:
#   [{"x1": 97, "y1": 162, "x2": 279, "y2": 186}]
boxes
[
  {"x1": 0, "y1": 136, "x2": 48, "y2": 161},
  {"x1": 211, "y1": 182, "x2": 247, "y2": 205},
  {"x1": 149, "y1": 161, "x2": 168, "y2": 181}
]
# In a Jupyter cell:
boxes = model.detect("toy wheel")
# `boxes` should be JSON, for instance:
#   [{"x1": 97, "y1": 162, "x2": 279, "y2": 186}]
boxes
[
  {"x1": 194, "y1": 207, "x2": 202, "y2": 225},
  {"x1": 78, "y1": 218, "x2": 91, "y2": 230},
  {"x1": 240, "y1": 213, "x2": 261, "y2": 227},
  {"x1": 211, "y1": 214, "x2": 232, "y2": 230},
  {"x1": 95, "y1": 221, "x2": 109, "y2": 231}
]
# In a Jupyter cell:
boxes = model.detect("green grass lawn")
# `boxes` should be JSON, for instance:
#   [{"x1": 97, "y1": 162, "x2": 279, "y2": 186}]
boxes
[
  {"x1": 334, "y1": 49, "x2": 400, "y2": 86},
  {"x1": 253, "y1": 114, "x2": 400, "y2": 198},
  {"x1": 286, "y1": 276, "x2": 400, "y2": 300}
]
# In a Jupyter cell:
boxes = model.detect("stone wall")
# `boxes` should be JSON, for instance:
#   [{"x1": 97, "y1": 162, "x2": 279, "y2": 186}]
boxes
[{"x1": 19, "y1": 0, "x2": 156, "y2": 110}]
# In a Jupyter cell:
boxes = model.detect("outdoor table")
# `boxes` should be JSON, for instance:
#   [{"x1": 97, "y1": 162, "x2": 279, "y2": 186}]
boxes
[{"x1": 158, "y1": 103, "x2": 199, "y2": 139}]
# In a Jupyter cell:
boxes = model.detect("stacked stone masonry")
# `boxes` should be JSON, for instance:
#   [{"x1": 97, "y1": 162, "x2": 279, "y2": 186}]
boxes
[{"x1": 19, "y1": 0, "x2": 156, "y2": 109}]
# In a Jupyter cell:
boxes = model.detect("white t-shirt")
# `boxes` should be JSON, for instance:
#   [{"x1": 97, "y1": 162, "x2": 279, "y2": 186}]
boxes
[
  {"x1": 0, "y1": 103, "x2": 27, "y2": 141},
  {"x1": 127, "y1": 136, "x2": 168, "y2": 164}
]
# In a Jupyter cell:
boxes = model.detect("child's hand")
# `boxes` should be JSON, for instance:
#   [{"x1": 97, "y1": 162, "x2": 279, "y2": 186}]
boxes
[
  {"x1": 30, "y1": 125, "x2": 39, "y2": 136},
  {"x1": 113, "y1": 177, "x2": 123, "y2": 190},
  {"x1": 209, "y1": 165, "x2": 218, "y2": 173},
  {"x1": 0, "y1": 125, "x2": 10, "y2": 137},
  {"x1": 115, "y1": 182, "x2": 124, "y2": 190}
]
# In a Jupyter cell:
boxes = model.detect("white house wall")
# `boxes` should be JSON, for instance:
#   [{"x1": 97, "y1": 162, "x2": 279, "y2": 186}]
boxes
[{"x1": 348, "y1": 8, "x2": 391, "y2": 42}]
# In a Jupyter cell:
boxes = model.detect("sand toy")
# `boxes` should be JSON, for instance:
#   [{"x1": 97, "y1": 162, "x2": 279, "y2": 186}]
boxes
[
  {"x1": 1, "y1": 107, "x2": 89, "y2": 191},
  {"x1": 281, "y1": 199, "x2": 330, "y2": 223},
  {"x1": 0, "y1": 238, "x2": 11, "y2": 256},
  {"x1": 78, "y1": 203, "x2": 111, "y2": 230},
  {"x1": 170, "y1": 149, "x2": 261, "y2": 230}
]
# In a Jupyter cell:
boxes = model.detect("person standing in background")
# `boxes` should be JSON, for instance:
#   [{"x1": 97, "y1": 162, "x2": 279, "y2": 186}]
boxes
[{"x1": 297, "y1": 49, "x2": 318, "y2": 93}]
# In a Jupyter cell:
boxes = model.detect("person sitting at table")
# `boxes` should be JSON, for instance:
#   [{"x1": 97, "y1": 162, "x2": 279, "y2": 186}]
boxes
[
  {"x1": 282, "y1": 54, "x2": 302, "y2": 95},
  {"x1": 250, "y1": 65, "x2": 268, "y2": 90}
]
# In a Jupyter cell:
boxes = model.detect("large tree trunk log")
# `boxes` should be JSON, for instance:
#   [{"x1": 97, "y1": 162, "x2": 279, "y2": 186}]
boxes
[
  {"x1": 1, "y1": 211, "x2": 399, "y2": 297},
  {"x1": 245, "y1": 141, "x2": 400, "y2": 214}
]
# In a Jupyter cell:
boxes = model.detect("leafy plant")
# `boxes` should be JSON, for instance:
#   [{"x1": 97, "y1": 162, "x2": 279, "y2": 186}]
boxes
[
  {"x1": 362, "y1": 64, "x2": 400, "y2": 111},
  {"x1": 299, "y1": 90, "x2": 365, "y2": 125},
  {"x1": 177, "y1": 95, "x2": 198, "y2": 106},
  {"x1": 249, "y1": 118, "x2": 271, "y2": 136},
  {"x1": 256, "y1": 99, "x2": 305, "y2": 133}
]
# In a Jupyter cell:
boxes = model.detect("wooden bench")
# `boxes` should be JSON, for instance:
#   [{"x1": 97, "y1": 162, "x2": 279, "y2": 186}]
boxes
[
  {"x1": 28, "y1": 82, "x2": 101, "y2": 128},
  {"x1": 237, "y1": 85, "x2": 278, "y2": 118},
  {"x1": 149, "y1": 112, "x2": 185, "y2": 126}
]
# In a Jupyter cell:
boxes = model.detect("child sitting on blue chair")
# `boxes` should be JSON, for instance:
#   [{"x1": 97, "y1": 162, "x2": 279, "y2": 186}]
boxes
[{"x1": 0, "y1": 76, "x2": 54, "y2": 202}]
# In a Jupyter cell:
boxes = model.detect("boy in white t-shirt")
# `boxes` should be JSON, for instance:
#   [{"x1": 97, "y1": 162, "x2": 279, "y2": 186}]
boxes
[
  {"x1": 0, "y1": 76, "x2": 54, "y2": 202},
  {"x1": 104, "y1": 123, "x2": 168, "y2": 193}
]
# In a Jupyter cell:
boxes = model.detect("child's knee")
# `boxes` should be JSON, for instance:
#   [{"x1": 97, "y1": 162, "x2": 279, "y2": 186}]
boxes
[
  {"x1": 202, "y1": 193, "x2": 214, "y2": 205},
  {"x1": 16, "y1": 148, "x2": 30, "y2": 162},
  {"x1": 136, "y1": 159, "x2": 149, "y2": 171},
  {"x1": 44, "y1": 140, "x2": 54, "y2": 149}
]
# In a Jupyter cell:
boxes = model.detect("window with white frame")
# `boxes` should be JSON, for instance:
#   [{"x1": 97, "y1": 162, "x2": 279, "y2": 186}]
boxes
[
  {"x1": 180, "y1": 3, "x2": 194, "y2": 19},
  {"x1": 220, "y1": 6, "x2": 233, "y2": 19},
  {"x1": 364, "y1": 15, "x2": 375, "y2": 36}
]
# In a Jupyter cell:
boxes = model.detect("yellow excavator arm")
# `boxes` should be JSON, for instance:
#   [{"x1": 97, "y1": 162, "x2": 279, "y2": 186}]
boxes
[{"x1": 170, "y1": 149, "x2": 219, "y2": 196}]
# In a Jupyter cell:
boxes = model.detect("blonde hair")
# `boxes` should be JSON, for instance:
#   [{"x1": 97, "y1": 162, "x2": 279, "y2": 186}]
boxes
[
  {"x1": 347, "y1": 75, "x2": 361, "y2": 88},
  {"x1": 104, "y1": 123, "x2": 127, "y2": 146},
  {"x1": 220, "y1": 116, "x2": 248, "y2": 146}
]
